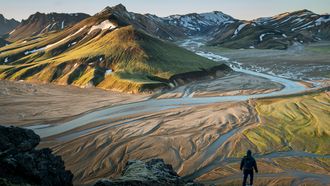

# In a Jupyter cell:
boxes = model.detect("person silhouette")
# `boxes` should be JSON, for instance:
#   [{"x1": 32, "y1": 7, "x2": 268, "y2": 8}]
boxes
[{"x1": 240, "y1": 150, "x2": 258, "y2": 186}]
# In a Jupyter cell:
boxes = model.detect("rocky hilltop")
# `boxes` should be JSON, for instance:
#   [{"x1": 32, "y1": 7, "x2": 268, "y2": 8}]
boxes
[
  {"x1": 0, "y1": 125, "x2": 73, "y2": 186},
  {"x1": 94, "y1": 159, "x2": 203, "y2": 186}
]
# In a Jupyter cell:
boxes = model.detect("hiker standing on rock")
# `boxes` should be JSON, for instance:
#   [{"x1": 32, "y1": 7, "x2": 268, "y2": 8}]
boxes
[{"x1": 240, "y1": 149, "x2": 258, "y2": 186}]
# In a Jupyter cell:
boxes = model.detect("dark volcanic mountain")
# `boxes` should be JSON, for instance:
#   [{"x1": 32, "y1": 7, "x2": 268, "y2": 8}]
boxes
[
  {"x1": 0, "y1": 4, "x2": 230, "y2": 93},
  {"x1": 209, "y1": 10, "x2": 330, "y2": 49},
  {"x1": 7, "y1": 12, "x2": 90, "y2": 41},
  {"x1": 93, "y1": 6, "x2": 330, "y2": 49},
  {"x1": 163, "y1": 11, "x2": 236, "y2": 36},
  {"x1": 0, "y1": 14, "x2": 19, "y2": 36}
]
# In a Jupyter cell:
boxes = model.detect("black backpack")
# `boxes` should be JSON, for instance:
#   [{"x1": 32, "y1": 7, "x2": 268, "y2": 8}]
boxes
[{"x1": 243, "y1": 156, "x2": 254, "y2": 170}]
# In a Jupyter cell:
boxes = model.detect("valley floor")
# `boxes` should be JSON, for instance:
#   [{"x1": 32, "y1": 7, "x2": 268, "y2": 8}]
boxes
[
  {"x1": 1, "y1": 41, "x2": 330, "y2": 186},
  {"x1": 1, "y1": 78, "x2": 329, "y2": 186},
  {"x1": 202, "y1": 41, "x2": 330, "y2": 82},
  {"x1": 0, "y1": 80, "x2": 148, "y2": 126},
  {"x1": 36, "y1": 89, "x2": 329, "y2": 186}
]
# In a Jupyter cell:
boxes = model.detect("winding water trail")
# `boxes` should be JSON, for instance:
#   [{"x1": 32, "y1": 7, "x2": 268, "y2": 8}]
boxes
[
  {"x1": 23, "y1": 39, "x2": 329, "y2": 184},
  {"x1": 29, "y1": 40, "x2": 307, "y2": 138}
]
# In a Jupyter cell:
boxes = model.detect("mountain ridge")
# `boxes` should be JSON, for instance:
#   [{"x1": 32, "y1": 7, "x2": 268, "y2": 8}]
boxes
[
  {"x1": 209, "y1": 9, "x2": 330, "y2": 49},
  {"x1": 7, "y1": 12, "x2": 90, "y2": 41},
  {"x1": 3, "y1": 5, "x2": 329, "y2": 49},
  {"x1": 0, "y1": 14, "x2": 20, "y2": 37}
]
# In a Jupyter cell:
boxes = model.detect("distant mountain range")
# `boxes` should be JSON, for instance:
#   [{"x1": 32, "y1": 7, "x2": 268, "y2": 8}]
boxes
[
  {"x1": 7, "y1": 12, "x2": 90, "y2": 41},
  {"x1": 93, "y1": 6, "x2": 329, "y2": 49},
  {"x1": 209, "y1": 9, "x2": 330, "y2": 49},
  {"x1": 1, "y1": 5, "x2": 329, "y2": 48},
  {"x1": 0, "y1": 4, "x2": 329, "y2": 92}
]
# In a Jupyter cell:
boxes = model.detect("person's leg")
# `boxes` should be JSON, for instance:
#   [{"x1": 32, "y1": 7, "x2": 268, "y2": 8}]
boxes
[
  {"x1": 242, "y1": 170, "x2": 248, "y2": 186},
  {"x1": 249, "y1": 170, "x2": 254, "y2": 185}
]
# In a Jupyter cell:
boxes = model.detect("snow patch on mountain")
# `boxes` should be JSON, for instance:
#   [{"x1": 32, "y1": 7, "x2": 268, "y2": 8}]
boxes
[
  {"x1": 292, "y1": 18, "x2": 305, "y2": 24},
  {"x1": 178, "y1": 16, "x2": 199, "y2": 30},
  {"x1": 46, "y1": 26, "x2": 86, "y2": 49},
  {"x1": 105, "y1": 69, "x2": 113, "y2": 75},
  {"x1": 259, "y1": 33, "x2": 274, "y2": 41},
  {"x1": 88, "y1": 20, "x2": 117, "y2": 34},
  {"x1": 9, "y1": 29, "x2": 16, "y2": 35},
  {"x1": 49, "y1": 23, "x2": 57, "y2": 30},
  {"x1": 232, "y1": 23, "x2": 247, "y2": 37},
  {"x1": 68, "y1": 41, "x2": 77, "y2": 47},
  {"x1": 279, "y1": 16, "x2": 293, "y2": 24},
  {"x1": 24, "y1": 47, "x2": 46, "y2": 55},
  {"x1": 200, "y1": 12, "x2": 232, "y2": 23},
  {"x1": 291, "y1": 21, "x2": 314, "y2": 31},
  {"x1": 315, "y1": 16, "x2": 330, "y2": 26},
  {"x1": 41, "y1": 24, "x2": 51, "y2": 33},
  {"x1": 164, "y1": 11, "x2": 234, "y2": 32}
]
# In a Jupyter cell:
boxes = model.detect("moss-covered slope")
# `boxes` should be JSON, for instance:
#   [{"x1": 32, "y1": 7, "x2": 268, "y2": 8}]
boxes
[{"x1": 0, "y1": 8, "x2": 229, "y2": 93}]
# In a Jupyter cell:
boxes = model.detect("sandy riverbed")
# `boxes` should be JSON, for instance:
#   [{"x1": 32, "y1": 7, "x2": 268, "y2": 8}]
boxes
[
  {"x1": 201, "y1": 42, "x2": 330, "y2": 81},
  {"x1": 41, "y1": 101, "x2": 258, "y2": 185},
  {"x1": 157, "y1": 72, "x2": 282, "y2": 99},
  {"x1": 0, "y1": 80, "x2": 148, "y2": 126},
  {"x1": 0, "y1": 74, "x2": 328, "y2": 185},
  {"x1": 40, "y1": 91, "x2": 330, "y2": 186}
]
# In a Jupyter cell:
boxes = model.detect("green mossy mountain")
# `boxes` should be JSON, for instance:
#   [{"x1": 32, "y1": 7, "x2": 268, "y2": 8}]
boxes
[{"x1": 0, "y1": 5, "x2": 230, "y2": 93}]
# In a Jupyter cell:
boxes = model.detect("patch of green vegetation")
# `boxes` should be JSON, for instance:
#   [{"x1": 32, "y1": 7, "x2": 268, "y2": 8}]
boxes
[
  {"x1": 0, "y1": 25, "x2": 224, "y2": 92},
  {"x1": 115, "y1": 71, "x2": 160, "y2": 84},
  {"x1": 273, "y1": 157, "x2": 330, "y2": 174},
  {"x1": 244, "y1": 92, "x2": 330, "y2": 155},
  {"x1": 73, "y1": 67, "x2": 95, "y2": 86},
  {"x1": 138, "y1": 31, "x2": 218, "y2": 78}
]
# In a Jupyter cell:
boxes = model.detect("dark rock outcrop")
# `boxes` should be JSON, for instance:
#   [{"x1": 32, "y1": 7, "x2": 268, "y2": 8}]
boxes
[
  {"x1": 0, "y1": 125, "x2": 73, "y2": 186},
  {"x1": 94, "y1": 159, "x2": 203, "y2": 186}
]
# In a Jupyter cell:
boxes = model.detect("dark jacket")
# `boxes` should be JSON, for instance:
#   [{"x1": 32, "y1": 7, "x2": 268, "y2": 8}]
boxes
[{"x1": 240, "y1": 155, "x2": 258, "y2": 172}]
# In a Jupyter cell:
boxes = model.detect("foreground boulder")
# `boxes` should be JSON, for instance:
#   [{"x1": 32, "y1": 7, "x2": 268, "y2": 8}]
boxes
[
  {"x1": 94, "y1": 159, "x2": 203, "y2": 186},
  {"x1": 0, "y1": 125, "x2": 73, "y2": 186}
]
